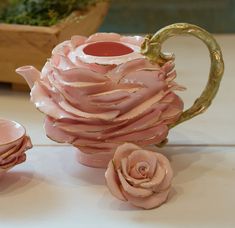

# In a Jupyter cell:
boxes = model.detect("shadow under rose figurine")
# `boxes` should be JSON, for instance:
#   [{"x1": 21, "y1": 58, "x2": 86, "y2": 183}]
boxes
[{"x1": 16, "y1": 23, "x2": 224, "y2": 168}]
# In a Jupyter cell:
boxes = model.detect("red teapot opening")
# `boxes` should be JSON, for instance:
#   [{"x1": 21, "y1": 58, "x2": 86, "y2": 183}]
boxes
[{"x1": 83, "y1": 41, "x2": 134, "y2": 57}]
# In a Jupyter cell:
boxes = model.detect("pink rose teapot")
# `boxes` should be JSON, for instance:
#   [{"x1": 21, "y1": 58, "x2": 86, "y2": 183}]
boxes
[{"x1": 17, "y1": 23, "x2": 224, "y2": 168}]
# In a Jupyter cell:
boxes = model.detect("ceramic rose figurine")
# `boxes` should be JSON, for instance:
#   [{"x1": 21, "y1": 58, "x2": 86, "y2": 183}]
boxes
[
  {"x1": 16, "y1": 23, "x2": 224, "y2": 169},
  {"x1": 105, "y1": 143, "x2": 173, "y2": 209}
]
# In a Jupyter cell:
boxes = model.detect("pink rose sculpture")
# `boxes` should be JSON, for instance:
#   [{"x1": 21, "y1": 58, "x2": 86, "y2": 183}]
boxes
[
  {"x1": 16, "y1": 33, "x2": 185, "y2": 168},
  {"x1": 105, "y1": 143, "x2": 173, "y2": 209}
]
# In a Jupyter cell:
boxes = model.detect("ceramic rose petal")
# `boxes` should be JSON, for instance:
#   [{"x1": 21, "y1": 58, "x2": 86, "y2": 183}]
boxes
[{"x1": 0, "y1": 119, "x2": 32, "y2": 177}]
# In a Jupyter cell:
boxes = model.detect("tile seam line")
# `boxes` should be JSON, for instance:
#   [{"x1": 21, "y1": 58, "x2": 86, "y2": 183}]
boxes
[{"x1": 32, "y1": 144, "x2": 235, "y2": 147}]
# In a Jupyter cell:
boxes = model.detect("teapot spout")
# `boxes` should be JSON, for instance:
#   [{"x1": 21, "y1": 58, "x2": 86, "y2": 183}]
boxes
[{"x1": 16, "y1": 66, "x2": 41, "y2": 89}]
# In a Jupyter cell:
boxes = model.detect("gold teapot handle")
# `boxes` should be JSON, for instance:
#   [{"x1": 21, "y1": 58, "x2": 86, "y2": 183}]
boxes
[{"x1": 141, "y1": 23, "x2": 224, "y2": 128}]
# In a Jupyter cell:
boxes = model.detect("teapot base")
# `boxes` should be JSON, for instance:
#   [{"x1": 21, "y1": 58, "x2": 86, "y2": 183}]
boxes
[{"x1": 76, "y1": 149, "x2": 114, "y2": 169}]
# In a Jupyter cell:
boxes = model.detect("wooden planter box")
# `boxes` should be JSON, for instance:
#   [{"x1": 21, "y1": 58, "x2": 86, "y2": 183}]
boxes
[{"x1": 0, "y1": 1, "x2": 109, "y2": 90}]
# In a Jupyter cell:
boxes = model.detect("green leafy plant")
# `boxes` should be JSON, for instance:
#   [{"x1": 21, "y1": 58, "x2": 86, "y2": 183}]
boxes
[{"x1": 0, "y1": 0, "x2": 99, "y2": 26}]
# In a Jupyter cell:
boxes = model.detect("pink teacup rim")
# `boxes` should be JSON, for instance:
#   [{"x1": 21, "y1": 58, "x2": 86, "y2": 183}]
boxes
[{"x1": 0, "y1": 119, "x2": 26, "y2": 146}]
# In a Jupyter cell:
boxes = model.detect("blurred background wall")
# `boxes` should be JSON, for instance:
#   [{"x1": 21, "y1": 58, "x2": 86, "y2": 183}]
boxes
[{"x1": 100, "y1": 0, "x2": 235, "y2": 33}]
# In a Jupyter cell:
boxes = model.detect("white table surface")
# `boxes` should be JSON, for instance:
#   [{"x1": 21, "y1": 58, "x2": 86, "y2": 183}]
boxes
[{"x1": 0, "y1": 34, "x2": 234, "y2": 228}]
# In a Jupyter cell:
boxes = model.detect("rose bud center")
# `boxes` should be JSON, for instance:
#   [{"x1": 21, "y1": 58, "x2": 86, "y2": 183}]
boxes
[{"x1": 136, "y1": 161, "x2": 150, "y2": 178}]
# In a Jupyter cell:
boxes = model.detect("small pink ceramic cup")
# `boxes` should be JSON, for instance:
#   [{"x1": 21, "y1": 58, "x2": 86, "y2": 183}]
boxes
[{"x1": 0, "y1": 119, "x2": 32, "y2": 177}]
